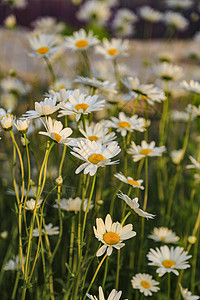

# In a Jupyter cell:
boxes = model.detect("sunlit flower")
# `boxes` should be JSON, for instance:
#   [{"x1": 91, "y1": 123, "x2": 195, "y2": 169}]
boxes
[
  {"x1": 122, "y1": 77, "x2": 166, "y2": 105},
  {"x1": 164, "y1": 11, "x2": 189, "y2": 31},
  {"x1": 147, "y1": 245, "x2": 192, "y2": 277},
  {"x1": 50, "y1": 78, "x2": 71, "y2": 92},
  {"x1": 87, "y1": 286, "x2": 125, "y2": 300},
  {"x1": 4, "y1": 255, "x2": 25, "y2": 271},
  {"x1": 0, "y1": 77, "x2": 30, "y2": 95},
  {"x1": 157, "y1": 51, "x2": 175, "y2": 63},
  {"x1": 188, "y1": 236, "x2": 197, "y2": 244},
  {"x1": 71, "y1": 140, "x2": 121, "y2": 176},
  {"x1": 153, "y1": 62, "x2": 183, "y2": 81},
  {"x1": 96, "y1": 38, "x2": 129, "y2": 60},
  {"x1": 128, "y1": 140, "x2": 166, "y2": 162},
  {"x1": 74, "y1": 76, "x2": 117, "y2": 94},
  {"x1": 170, "y1": 110, "x2": 191, "y2": 122},
  {"x1": 29, "y1": 34, "x2": 60, "y2": 57},
  {"x1": 131, "y1": 273, "x2": 160, "y2": 296},
  {"x1": 114, "y1": 172, "x2": 144, "y2": 189},
  {"x1": 148, "y1": 227, "x2": 180, "y2": 243},
  {"x1": 32, "y1": 16, "x2": 65, "y2": 35},
  {"x1": 186, "y1": 155, "x2": 200, "y2": 169},
  {"x1": 24, "y1": 199, "x2": 42, "y2": 211},
  {"x1": 112, "y1": 8, "x2": 137, "y2": 37},
  {"x1": 33, "y1": 223, "x2": 59, "y2": 237},
  {"x1": 58, "y1": 93, "x2": 105, "y2": 121},
  {"x1": 167, "y1": 0, "x2": 193, "y2": 9},
  {"x1": 170, "y1": 149, "x2": 183, "y2": 164},
  {"x1": 47, "y1": 88, "x2": 80, "y2": 103},
  {"x1": 14, "y1": 119, "x2": 30, "y2": 134},
  {"x1": 181, "y1": 80, "x2": 200, "y2": 94},
  {"x1": 79, "y1": 120, "x2": 116, "y2": 144},
  {"x1": 138, "y1": 6, "x2": 163, "y2": 23},
  {"x1": 65, "y1": 29, "x2": 99, "y2": 51},
  {"x1": 93, "y1": 214, "x2": 136, "y2": 256},
  {"x1": 4, "y1": 14, "x2": 16, "y2": 29},
  {"x1": 0, "y1": 114, "x2": 15, "y2": 131},
  {"x1": 53, "y1": 197, "x2": 93, "y2": 213},
  {"x1": 118, "y1": 191, "x2": 155, "y2": 219},
  {"x1": 39, "y1": 117, "x2": 73, "y2": 144},
  {"x1": 23, "y1": 96, "x2": 63, "y2": 119},
  {"x1": 179, "y1": 284, "x2": 200, "y2": 300},
  {"x1": 77, "y1": 1, "x2": 111, "y2": 25},
  {"x1": 105, "y1": 112, "x2": 146, "y2": 136}
]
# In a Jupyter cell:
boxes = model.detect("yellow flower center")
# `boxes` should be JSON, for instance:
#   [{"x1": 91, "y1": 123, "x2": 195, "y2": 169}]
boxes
[
  {"x1": 36, "y1": 46, "x2": 50, "y2": 55},
  {"x1": 160, "y1": 236, "x2": 166, "y2": 241},
  {"x1": 118, "y1": 121, "x2": 131, "y2": 128},
  {"x1": 108, "y1": 48, "x2": 118, "y2": 56},
  {"x1": 75, "y1": 103, "x2": 89, "y2": 112},
  {"x1": 162, "y1": 259, "x2": 176, "y2": 268},
  {"x1": 103, "y1": 232, "x2": 120, "y2": 245},
  {"x1": 127, "y1": 179, "x2": 139, "y2": 186},
  {"x1": 141, "y1": 95, "x2": 147, "y2": 100},
  {"x1": 89, "y1": 136, "x2": 99, "y2": 142},
  {"x1": 52, "y1": 133, "x2": 62, "y2": 142},
  {"x1": 88, "y1": 153, "x2": 105, "y2": 164},
  {"x1": 140, "y1": 149, "x2": 152, "y2": 155},
  {"x1": 140, "y1": 281, "x2": 151, "y2": 289},
  {"x1": 75, "y1": 39, "x2": 88, "y2": 48}
]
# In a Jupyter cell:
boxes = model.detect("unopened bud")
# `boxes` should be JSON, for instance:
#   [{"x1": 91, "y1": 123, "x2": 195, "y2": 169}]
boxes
[
  {"x1": 55, "y1": 175, "x2": 63, "y2": 186},
  {"x1": 188, "y1": 235, "x2": 196, "y2": 244},
  {"x1": 96, "y1": 200, "x2": 103, "y2": 206}
]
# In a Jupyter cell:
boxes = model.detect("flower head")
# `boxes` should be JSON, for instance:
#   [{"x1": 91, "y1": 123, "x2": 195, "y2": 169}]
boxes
[
  {"x1": 186, "y1": 156, "x2": 200, "y2": 170},
  {"x1": 65, "y1": 29, "x2": 99, "y2": 51},
  {"x1": 53, "y1": 197, "x2": 93, "y2": 213},
  {"x1": 33, "y1": 223, "x2": 59, "y2": 237},
  {"x1": 93, "y1": 214, "x2": 136, "y2": 256},
  {"x1": 24, "y1": 199, "x2": 42, "y2": 211},
  {"x1": 139, "y1": 6, "x2": 163, "y2": 23},
  {"x1": 131, "y1": 273, "x2": 160, "y2": 296},
  {"x1": 77, "y1": 1, "x2": 111, "y2": 25},
  {"x1": 71, "y1": 140, "x2": 121, "y2": 176},
  {"x1": 164, "y1": 11, "x2": 189, "y2": 31},
  {"x1": 167, "y1": 0, "x2": 193, "y2": 9},
  {"x1": 86, "y1": 286, "x2": 125, "y2": 300},
  {"x1": 96, "y1": 38, "x2": 129, "y2": 60},
  {"x1": 29, "y1": 34, "x2": 60, "y2": 57},
  {"x1": 14, "y1": 119, "x2": 30, "y2": 133},
  {"x1": 0, "y1": 114, "x2": 15, "y2": 131},
  {"x1": 179, "y1": 284, "x2": 200, "y2": 300},
  {"x1": 118, "y1": 191, "x2": 155, "y2": 219},
  {"x1": 148, "y1": 227, "x2": 180, "y2": 243},
  {"x1": 181, "y1": 80, "x2": 200, "y2": 94},
  {"x1": 114, "y1": 172, "x2": 144, "y2": 189},
  {"x1": 153, "y1": 62, "x2": 183, "y2": 81},
  {"x1": 4, "y1": 255, "x2": 25, "y2": 271},
  {"x1": 147, "y1": 245, "x2": 192, "y2": 277},
  {"x1": 128, "y1": 140, "x2": 166, "y2": 162}
]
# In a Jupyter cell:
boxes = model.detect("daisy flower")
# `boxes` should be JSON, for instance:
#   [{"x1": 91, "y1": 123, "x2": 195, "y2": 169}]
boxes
[
  {"x1": 24, "y1": 199, "x2": 42, "y2": 211},
  {"x1": 33, "y1": 223, "x2": 59, "y2": 237},
  {"x1": 58, "y1": 93, "x2": 105, "y2": 122},
  {"x1": 148, "y1": 227, "x2": 180, "y2": 243},
  {"x1": 86, "y1": 286, "x2": 125, "y2": 300},
  {"x1": 167, "y1": 0, "x2": 193, "y2": 10},
  {"x1": 147, "y1": 245, "x2": 192, "y2": 277},
  {"x1": 170, "y1": 149, "x2": 184, "y2": 164},
  {"x1": 71, "y1": 140, "x2": 121, "y2": 176},
  {"x1": 138, "y1": 6, "x2": 163, "y2": 23},
  {"x1": 39, "y1": 117, "x2": 73, "y2": 144},
  {"x1": 53, "y1": 197, "x2": 93, "y2": 213},
  {"x1": 29, "y1": 34, "x2": 60, "y2": 57},
  {"x1": 96, "y1": 38, "x2": 129, "y2": 60},
  {"x1": 79, "y1": 120, "x2": 116, "y2": 145},
  {"x1": 114, "y1": 172, "x2": 144, "y2": 189},
  {"x1": 164, "y1": 11, "x2": 189, "y2": 31},
  {"x1": 74, "y1": 76, "x2": 117, "y2": 94},
  {"x1": 4, "y1": 255, "x2": 25, "y2": 271},
  {"x1": 1, "y1": 114, "x2": 15, "y2": 131},
  {"x1": 153, "y1": 62, "x2": 184, "y2": 81},
  {"x1": 47, "y1": 88, "x2": 80, "y2": 103},
  {"x1": 117, "y1": 191, "x2": 155, "y2": 219},
  {"x1": 128, "y1": 140, "x2": 166, "y2": 162},
  {"x1": 186, "y1": 156, "x2": 200, "y2": 169},
  {"x1": 93, "y1": 214, "x2": 136, "y2": 256},
  {"x1": 23, "y1": 96, "x2": 63, "y2": 119},
  {"x1": 181, "y1": 80, "x2": 200, "y2": 94},
  {"x1": 105, "y1": 112, "x2": 146, "y2": 137},
  {"x1": 14, "y1": 119, "x2": 30, "y2": 134},
  {"x1": 122, "y1": 77, "x2": 166, "y2": 105},
  {"x1": 65, "y1": 29, "x2": 99, "y2": 51},
  {"x1": 131, "y1": 273, "x2": 160, "y2": 296},
  {"x1": 179, "y1": 284, "x2": 200, "y2": 300}
]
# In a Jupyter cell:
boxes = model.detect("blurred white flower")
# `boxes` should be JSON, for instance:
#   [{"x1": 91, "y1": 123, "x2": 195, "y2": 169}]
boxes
[
  {"x1": 153, "y1": 62, "x2": 183, "y2": 81},
  {"x1": 77, "y1": 1, "x2": 111, "y2": 25},
  {"x1": 164, "y1": 11, "x2": 189, "y2": 31},
  {"x1": 24, "y1": 199, "x2": 42, "y2": 211},
  {"x1": 179, "y1": 284, "x2": 200, "y2": 300},
  {"x1": 166, "y1": 0, "x2": 193, "y2": 10},
  {"x1": 4, "y1": 255, "x2": 25, "y2": 271},
  {"x1": 148, "y1": 227, "x2": 180, "y2": 243},
  {"x1": 139, "y1": 6, "x2": 163, "y2": 23},
  {"x1": 53, "y1": 197, "x2": 93, "y2": 213},
  {"x1": 4, "y1": 14, "x2": 16, "y2": 29},
  {"x1": 170, "y1": 149, "x2": 183, "y2": 164}
]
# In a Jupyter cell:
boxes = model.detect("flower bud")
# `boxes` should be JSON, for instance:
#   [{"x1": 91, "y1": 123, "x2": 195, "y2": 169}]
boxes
[
  {"x1": 55, "y1": 175, "x2": 63, "y2": 186},
  {"x1": 188, "y1": 235, "x2": 196, "y2": 244}
]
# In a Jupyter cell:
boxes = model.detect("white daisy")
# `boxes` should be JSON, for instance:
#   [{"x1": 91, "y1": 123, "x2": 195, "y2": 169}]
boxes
[
  {"x1": 114, "y1": 172, "x2": 144, "y2": 189},
  {"x1": 0, "y1": 77, "x2": 30, "y2": 95},
  {"x1": 117, "y1": 191, "x2": 155, "y2": 219},
  {"x1": 147, "y1": 245, "x2": 192, "y2": 277},
  {"x1": 4, "y1": 255, "x2": 25, "y2": 271},
  {"x1": 148, "y1": 227, "x2": 180, "y2": 243},
  {"x1": 105, "y1": 112, "x2": 146, "y2": 136},
  {"x1": 14, "y1": 119, "x2": 30, "y2": 134},
  {"x1": 131, "y1": 273, "x2": 160, "y2": 296},
  {"x1": 170, "y1": 149, "x2": 184, "y2": 164},
  {"x1": 153, "y1": 62, "x2": 184, "y2": 81},
  {"x1": 164, "y1": 11, "x2": 189, "y2": 31},
  {"x1": 0, "y1": 114, "x2": 15, "y2": 131},
  {"x1": 29, "y1": 34, "x2": 60, "y2": 57},
  {"x1": 71, "y1": 140, "x2": 121, "y2": 176},
  {"x1": 93, "y1": 214, "x2": 136, "y2": 257},
  {"x1": 58, "y1": 93, "x2": 105, "y2": 122},
  {"x1": 96, "y1": 38, "x2": 129, "y2": 60},
  {"x1": 167, "y1": 0, "x2": 193, "y2": 9},
  {"x1": 79, "y1": 120, "x2": 116, "y2": 144},
  {"x1": 24, "y1": 199, "x2": 42, "y2": 211},
  {"x1": 33, "y1": 223, "x2": 59, "y2": 237},
  {"x1": 74, "y1": 76, "x2": 117, "y2": 94},
  {"x1": 181, "y1": 80, "x2": 200, "y2": 94},
  {"x1": 138, "y1": 6, "x2": 163, "y2": 23},
  {"x1": 87, "y1": 286, "x2": 125, "y2": 300},
  {"x1": 39, "y1": 117, "x2": 73, "y2": 144},
  {"x1": 170, "y1": 110, "x2": 191, "y2": 122},
  {"x1": 50, "y1": 78, "x2": 71, "y2": 92},
  {"x1": 128, "y1": 140, "x2": 166, "y2": 162},
  {"x1": 186, "y1": 156, "x2": 200, "y2": 169},
  {"x1": 179, "y1": 284, "x2": 200, "y2": 300},
  {"x1": 47, "y1": 88, "x2": 80, "y2": 103},
  {"x1": 122, "y1": 77, "x2": 166, "y2": 105},
  {"x1": 23, "y1": 96, "x2": 63, "y2": 119},
  {"x1": 32, "y1": 17, "x2": 65, "y2": 35},
  {"x1": 65, "y1": 29, "x2": 99, "y2": 51},
  {"x1": 53, "y1": 197, "x2": 93, "y2": 213}
]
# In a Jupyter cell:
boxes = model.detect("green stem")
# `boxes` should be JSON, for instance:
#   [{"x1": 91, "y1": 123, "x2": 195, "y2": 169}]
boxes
[
  {"x1": 168, "y1": 273, "x2": 171, "y2": 300},
  {"x1": 102, "y1": 256, "x2": 109, "y2": 290},
  {"x1": 115, "y1": 250, "x2": 120, "y2": 290},
  {"x1": 44, "y1": 56, "x2": 55, "y2": 82}
]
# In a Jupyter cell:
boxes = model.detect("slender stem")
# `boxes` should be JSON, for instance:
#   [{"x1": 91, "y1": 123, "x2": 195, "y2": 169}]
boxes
[
  {"x1": 191, "y1": 228, "x2": 199, "y2": 293},
  {"x1": 109, "y1": 182, "x2": 123, "y2": 217},
  {"x1": 115, "y1": 250, "x2": 120, "y2": 290},
  {"x1": 132, "y1": 94, "x2": 139, "y2": 115},
  {"x1": 83, "y1": 253, "x2": 107, "y2": 300},
  {"x1": 168, "y1": 273, "x2": 171, "y2": 300},
  {"x1": 44, "y1": 56, "x2": 55, "y2": 82},
  {"x1": 123, "y1": 135, "x2": 127, "y2": 175},
  {"x1": 144, "y1": 101, "x2": 148, "y2": 142},
  {"x1": 102, "y1": 256, "x2": 109, "y2": 289},
  {"x1": 143, "y1": 157, "x2": 148, "y2": 211},
  {"x1": 69, "y1": 215, "x2": 76, "y2": 270},
  {"x1": 121, "y1": 211, "x2": 131, "y2": 226}
]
